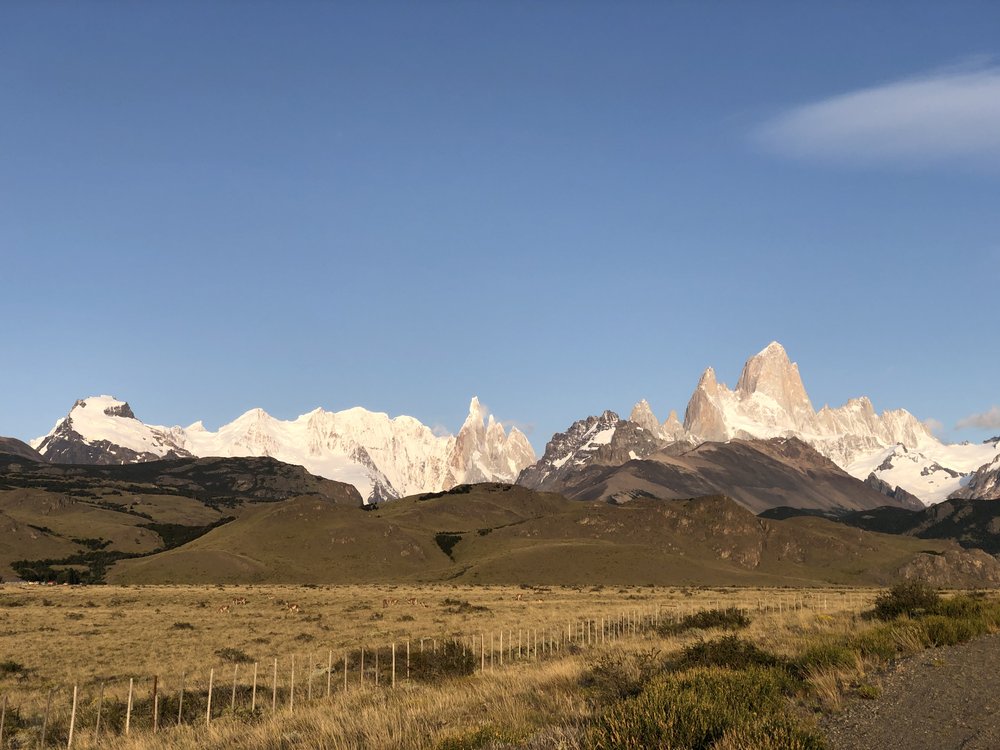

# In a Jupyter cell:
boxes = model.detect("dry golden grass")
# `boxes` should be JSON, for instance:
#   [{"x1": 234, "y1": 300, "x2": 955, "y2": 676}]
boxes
[{"x1": 0, "y1": 583, "x2": 880, "y2": 748}]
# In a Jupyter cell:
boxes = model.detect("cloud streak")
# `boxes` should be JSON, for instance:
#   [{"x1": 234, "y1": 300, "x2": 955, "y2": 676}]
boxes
[
  {"x1": 956, "y1": 406, "x2": 1000, "y2": 431},
  {"x1": 756, "y1": 65, "x2": 1000, "y2": 167}
]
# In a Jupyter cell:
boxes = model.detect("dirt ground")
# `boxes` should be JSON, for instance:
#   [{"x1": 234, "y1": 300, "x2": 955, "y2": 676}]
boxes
[{"x1": 823, "y1": 633, "x2": 1000, "y2": 750}]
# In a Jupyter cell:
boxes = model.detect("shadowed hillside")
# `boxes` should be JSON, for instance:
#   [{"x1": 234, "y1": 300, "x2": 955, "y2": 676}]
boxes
[{"x1": 109, "y1": 483, "x2": 1000, "y2": 588}]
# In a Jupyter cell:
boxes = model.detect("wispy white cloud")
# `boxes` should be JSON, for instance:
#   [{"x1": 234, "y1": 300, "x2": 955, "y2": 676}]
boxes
[
  {"x1": 431, "y1": 423, "x2": 452, "y2": 438},
  {"x1": 956, "y1": 406, "x2": 1000, "y2": 430},
  {"x1": 923, "y1": 417, "x2": 944, "y2": 435},
  {"x1": 756, "y1": 64, "x2": 1000, "y2": 167}
]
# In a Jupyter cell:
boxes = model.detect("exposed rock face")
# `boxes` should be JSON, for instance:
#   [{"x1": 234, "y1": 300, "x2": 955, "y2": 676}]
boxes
[
  {"x1": 837, "y1": 498, "x2": 1000, "y2": 556},
  {"x1": 735, "y1": 341, "x2": 816, "y2": 431},
  {"x1": 518, "y1": 410, "x2": 663, "y2": 491},
  {"x1": 682, "y1": 343, "x2": 932, "y2": 462},
  {"x1": 444, "y1": 397, "x2": 536, "y2": 487},
  {"x1": 542, "y1": 436, "x2": 920, "y2": 514},
  {"x1": 864, "y1": 473, "x2": 924, "y2": 509},
  {"x1": 33, "y1": 397, "x2": 194, "y2": 465},
  {"x1": 675, "y1": 342, "x2": 1000, "y2": 505},
  {"x1": 629, "y1": 399, "x2": 661, "y2": 435},
  {"x1": 32, "y1": 395, "x2": 536, "y2": 504},
  {"x1": 895, "y1": 548, "x2": 1000, "y2": 588},
  {"x1": 950, "y1": 455, "x2": 1000, "y2": 500},
  {"x1": 684, "y1": 367, "x2": 729, "y2": 441}
]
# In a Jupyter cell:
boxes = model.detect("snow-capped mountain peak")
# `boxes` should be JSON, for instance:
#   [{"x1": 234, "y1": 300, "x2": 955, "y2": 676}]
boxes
[{"x1": 33, "y1": 395, "x2": 536, "y2": 503}]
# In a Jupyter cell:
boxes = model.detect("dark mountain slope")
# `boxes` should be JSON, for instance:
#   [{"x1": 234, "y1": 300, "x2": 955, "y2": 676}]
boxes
[
  {"x1": 543, "y1": 437, "x2": 918, "y2": 514},
  {"x1": 0, "y1": 437, "x2": 44, "y2": 462}
]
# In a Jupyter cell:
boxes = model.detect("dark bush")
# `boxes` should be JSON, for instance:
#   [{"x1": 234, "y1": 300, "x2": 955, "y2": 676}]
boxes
[
  {"x1": 435, "y1": 533, "x2": 463, "y2": 560},
  {"x1": 590, "y1": 667, "x2": 820, "y2": 750},
  {"x1": 675, "y1": 636, "x2": 785, "y2": 672},
  {"x1": 581, "y1": 649, "x2": 663, "y2": 704},
  {"x1": 659, "y1": 607, "x2": 751, "y2": 635},
  {"x1": 0, "y1": 659, "x2": 28, "y2": 676},
  {"x1": 872, "y1": 580, "x2": 940, "y2": 620},
  {"x1": 215, "y1": 647, "x2": 254, "y2": 664},
  {"x1": 408, "y1": 639, "x2": 476, "y2": 682}
]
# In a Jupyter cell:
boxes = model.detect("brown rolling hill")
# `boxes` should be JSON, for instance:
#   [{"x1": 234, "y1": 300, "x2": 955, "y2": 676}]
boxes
[
  {"x1": 0, "y1": 437, "x2": 44, "y2": 462},
  {"x1": 0, "y1": 453, "x2": 358, "y2": 582},
  {"x1": 109, "y1": 483, "x2": 1000, "y2": 588},
  {"x1": 539, "y1": 437, "x2": 919, "y2": 514}
]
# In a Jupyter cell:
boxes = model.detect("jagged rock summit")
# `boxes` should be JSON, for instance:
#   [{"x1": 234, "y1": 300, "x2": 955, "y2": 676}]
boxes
[
  {"x1": 519, "y1": 341, "x2": 1000, "y2": 506},
  {"x1": 32, "y1": 395, "x2": 536, "y2": 503}
]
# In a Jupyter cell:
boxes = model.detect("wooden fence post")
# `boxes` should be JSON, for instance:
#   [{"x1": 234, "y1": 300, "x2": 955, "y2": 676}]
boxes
[
  {"x1": 480, "y1": 633, "x2": 485, "y2": 673},
  {"x1": 406, "y1": 640, "x2": 410, "y2": 680},
  {"x1": 152, "y1": 675, "x2": 158, "y2": 733},
  {"x1": 177, "y1": 674, "x2": 184, "y2": 726},
  {"x1": 391, "y1": 642, "x2": 396, "y2": 688},
  {"x1": 0, "y1": 694, "x2": 6, "y2": 747},
  {"x1": 41, "y1": 688, "x2": 53, "y2": 747},
  {"x1": 231, "y1": 665, "x2": 238, "y2": 711},
  {"x1": 206, "y1": 669, "x2": 214, "y2": 726},
  {"x1": 290, "y1": 656, "x2": 295, "y2": 712},
  {"x1": 67, "y1": 685, "x2": 78, "y2": 749},
  {"x1": 271, "y1": 659, "x2": 278, "y2": 714},
  {"x1": 125, "y1": 679, "x2": 133, "y2": 735},
  {"x1": 326, "y1": 651, "x2": 333, "y2": 698},
  {"x1": 499, "y1": 631, "x2": 503, "y2": 667},
  {"x1": 308, "y1": 655, "x2": 314, "y2": 700},
  {"x1": 344, "y1": 652, "x2": 348, "y2": 692},
  {"x1": 252, "y1": 663, "x2": 258, "y2": 712}
]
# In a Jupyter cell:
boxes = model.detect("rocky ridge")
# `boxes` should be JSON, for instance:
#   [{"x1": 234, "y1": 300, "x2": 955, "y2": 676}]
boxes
[{"x1": 32, "y1": 396, "x2": 536, "y2": 503}]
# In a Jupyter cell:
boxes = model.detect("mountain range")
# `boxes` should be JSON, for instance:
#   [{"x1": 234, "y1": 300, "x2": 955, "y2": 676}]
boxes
[
  {"x1": 20, "y1": 342, "x2": 1000, "y2": 506},
  {"x1": 518, "y1": 342, "x2": 1000, "y2": 506},
  {"x1": 30, "y1": 395, "x2": 535, "y2": 503},
  {"x1": 3, "y1": 451, "x2": 996, "y2": 588}
]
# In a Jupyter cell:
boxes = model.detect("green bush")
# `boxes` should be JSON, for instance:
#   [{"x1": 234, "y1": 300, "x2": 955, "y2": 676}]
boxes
[
  {"x1": 793, "y1": 641, "x2": 857, "y2": 675},
  {"x1": 872, "y1": 580, "x2": 940, "y2": 620},
  {"x1": 590, "y1": 667, "x2": 821, "y2": 750},
  {"x1": 675, "y1": 636, "x2": 785, "y2": 672},
  {"x1": 920, "y1": 614, "x2": 988, "y2": 647},
  {"x1": 851, "y1": 622, "x2": 927, "y2": 661},
  {"x1": 659, "y1": 608, "x2": 751, "y2": 635}
]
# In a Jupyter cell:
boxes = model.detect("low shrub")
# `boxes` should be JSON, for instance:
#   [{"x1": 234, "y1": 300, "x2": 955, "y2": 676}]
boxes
[
  {"x1": 0, "y1": 659, "x2": 28, "y2": 676},
  {"x1": 590, "y1": 667, "x2": 821, "y2": 750},
  {"x1": 793, "y1": 641, "x2": 858, "y2": 676},
  {"x1": 872, "y1": 580, "x2": 940, "y2": 620},
  {"x1": 215, "y1": 647, "x2": 254, "y2": 664},
  {"x1": 920, "y1": 614, "x2": 988, "y2": 647},
  {"x1": 408, "y1": 639, "x2": 476, "y2": 683},
  {"x1": 855, "y1": 682, "x2": 881, "y2": 700},
  {"x1": 436, "y1": 726, "x2": 523, "y2": 749},
  {"x1": 675, "y1": 636, "x2": 785, "y2": 672},
  {"x1": 659, "y1": 607, "x2": 751, "y2": 635},
  {"x1": 581, "y1": 649, "x2": 663, "y2": 704}
]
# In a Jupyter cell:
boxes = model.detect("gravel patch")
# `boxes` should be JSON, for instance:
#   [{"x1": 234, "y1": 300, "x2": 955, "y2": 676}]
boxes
[{"x1": 823, "y1": 633, "x2": 1000, "y2": 749}]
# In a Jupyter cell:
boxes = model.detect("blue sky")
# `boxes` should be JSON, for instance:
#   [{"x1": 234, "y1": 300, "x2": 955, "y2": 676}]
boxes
[{"x1": 2, "y1": 1, "x2": 999, "y2": 449}]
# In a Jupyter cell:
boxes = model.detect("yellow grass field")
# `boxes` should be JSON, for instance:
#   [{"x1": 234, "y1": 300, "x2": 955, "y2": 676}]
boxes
[{"x1": 0, "y1": 582, "x2": 882, "y2": 749}]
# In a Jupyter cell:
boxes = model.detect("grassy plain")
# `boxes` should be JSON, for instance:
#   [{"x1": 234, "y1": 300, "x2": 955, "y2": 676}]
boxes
[{"x1": 0, "y1": 583, "x2": 879, "y2": 748}]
